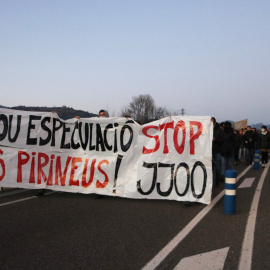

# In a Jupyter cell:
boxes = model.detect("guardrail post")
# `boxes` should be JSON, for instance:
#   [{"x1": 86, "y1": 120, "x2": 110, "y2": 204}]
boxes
[
  {"x1": 254, "y1": 150, "x2": 260, "y2": 170},
  {"x1": 224, "y1": 169, "x2": 237, "y2": 215}
]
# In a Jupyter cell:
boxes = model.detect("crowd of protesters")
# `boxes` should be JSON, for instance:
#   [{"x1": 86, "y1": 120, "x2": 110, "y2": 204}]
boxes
[{"x1": 211, "y1": 117, "x2": 270, "y2": 187}]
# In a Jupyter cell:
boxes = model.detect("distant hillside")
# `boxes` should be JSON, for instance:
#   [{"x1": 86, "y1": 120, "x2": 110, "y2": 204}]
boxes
[
  {"x1": 9, "y1": 106, "x2": 98, "y2": 120},
  {"x1": 0, "y1": 105, "x2": 8, "y2": 108},
  {"x1": 251, "y1": 123, "x2": 270, "y2": 130}
]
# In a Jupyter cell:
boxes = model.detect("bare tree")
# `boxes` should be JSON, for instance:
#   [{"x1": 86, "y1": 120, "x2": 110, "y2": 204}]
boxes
[
  {"x1": 154, "y1": 106, "x2": 169, "y2": 119},
  {"x1": 121, "y1": 94, "x2": 157, "y2": 123}
]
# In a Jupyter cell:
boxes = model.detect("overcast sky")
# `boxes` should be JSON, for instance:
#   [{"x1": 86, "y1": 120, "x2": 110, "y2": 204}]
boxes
[{"x1": 1, "y1": 0, "x2": 269, "y2": 124}]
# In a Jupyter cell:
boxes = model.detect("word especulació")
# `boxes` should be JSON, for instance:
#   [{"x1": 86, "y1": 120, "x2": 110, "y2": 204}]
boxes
[{"x1": 0, "y1": 114, "x2": 134, "y2": 153}]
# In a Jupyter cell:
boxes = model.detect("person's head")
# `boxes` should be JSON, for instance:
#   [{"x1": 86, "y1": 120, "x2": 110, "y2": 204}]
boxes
[
  {"x1": 211, "y1": 117, "x2": 219, "y2": 127},
  {"x1": 223, "y1": 121, "x2": 232, "y2": 132},
  {"x1": 261, "y1": 125, "x2": 267, "y2": 132},
  {"x1": 247, "y1": 125, "x2": 251, "y2": 131},
  {"x1": 99, "y1": 109, "x2": 108, "y2": 118}
]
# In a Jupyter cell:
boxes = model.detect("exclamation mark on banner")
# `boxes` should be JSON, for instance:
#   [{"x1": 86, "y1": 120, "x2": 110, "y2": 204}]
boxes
[{"x1": 113, "y1": 154, "x2": 123, "y2": 194}]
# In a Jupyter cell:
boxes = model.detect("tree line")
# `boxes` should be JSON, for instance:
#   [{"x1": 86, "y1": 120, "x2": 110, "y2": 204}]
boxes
[
  {"x1": 2, "y1": 94, "x2": 182, "y2": 124},
  {"x1": 120, "y1": 94, "x2": 182, "y2": 124}
]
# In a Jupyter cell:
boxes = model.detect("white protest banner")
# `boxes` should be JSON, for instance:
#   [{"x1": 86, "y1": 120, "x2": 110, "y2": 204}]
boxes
[{"x1": 0, "y1": 108, "x2": 213, "y2": 204}]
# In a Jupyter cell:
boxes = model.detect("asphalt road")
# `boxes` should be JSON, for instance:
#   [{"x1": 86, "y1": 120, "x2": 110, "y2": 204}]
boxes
[{"x1": 0, "y1": 162, "x2": 269, "y2": 270}]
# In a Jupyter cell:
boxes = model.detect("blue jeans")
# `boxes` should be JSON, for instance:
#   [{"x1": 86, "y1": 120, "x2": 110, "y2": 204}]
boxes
[
  {"x1": 244, "y1": 148, "x2": 254, "y2": 164},
  {"x1": 221, "y1": 155, "x2": 234, "y2": 175}
]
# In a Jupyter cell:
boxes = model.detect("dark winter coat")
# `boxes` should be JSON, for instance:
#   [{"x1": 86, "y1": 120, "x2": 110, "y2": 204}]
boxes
[
  {"x1": 234, "y1": 131, "x2": 242, "y2": 149},
  {"x1": 212, "y1": 123, "x2": 225, "y2": 155},
  {"x1": 243, "y1": 130, "x2": 255, "y2": 149},
  {"x1": 221, "y1": 128, "x2": 235, "y2": 157},
  {"x1": 258, "y1": 132, "x2": 270, "y2": 150}
]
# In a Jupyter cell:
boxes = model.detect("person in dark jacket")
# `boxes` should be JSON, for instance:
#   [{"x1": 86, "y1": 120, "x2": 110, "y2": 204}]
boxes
[
  {"x1": 211, "y1": 117, "x2": 225, "y2": 186},
  {"x1": 220, "y1": 121, "x2": 235, "y2": 178},
  {"x1": 238, "y1": 129, "x2": 245, "y2": 162},
  {"x1": 252, "y1": 128, "x2": 259, "y2": 150},
  {"x1": 233, "y1": 129, "x2": 242, "y2": 165},
  {"x1": 242, "y1": 126, "x2": 255, "y2": 165},
  {"x1": 258, "y1": 125, "x2": 270, "y2": 167}
]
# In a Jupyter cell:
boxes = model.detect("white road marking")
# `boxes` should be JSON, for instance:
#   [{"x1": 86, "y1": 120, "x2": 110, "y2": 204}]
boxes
[
  {"x1": 0, "y1": 196, "x2": 35, "y2": 206},
  {"x1": 0, "y1": 191, "x2": 56, "y2": 207},
  {"x1": 173, "y1": 247, "x2": 230, "y2": 270},
  {"x1": 142, "y1": 165, "x2": 252, "y2": 270},
  {"x1": 238, "y1": 178, "x2": 255, "y2": 189},
  {"x1": 0, "y1": 188, "x2": 30, "y2": 198},
  {"x1": 238, "y1": 164, "x2": 269, "y2": 270}
]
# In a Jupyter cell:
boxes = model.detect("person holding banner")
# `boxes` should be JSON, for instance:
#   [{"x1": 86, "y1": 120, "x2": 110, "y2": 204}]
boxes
[
  {"x1": 99, "y1": 109, "x2": 109, "y2": 117},
  {"x1": 96, "y1": 109, "x2": 109, "y2": 199},
  {"x1": 211, "y1": 117, "x2": 225, "y2": 186},
  {"x1": 258, "y1": 125, "x2": 270, "y2": 167},
  {"x1": 220, "y1": 121, "x2": 235, "y2": 178}
]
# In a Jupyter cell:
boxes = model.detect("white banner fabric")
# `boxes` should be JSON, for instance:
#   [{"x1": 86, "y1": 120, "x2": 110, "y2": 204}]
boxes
[{"x1": 0, "y1": 108, "x2": 213, "y2": 204}]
